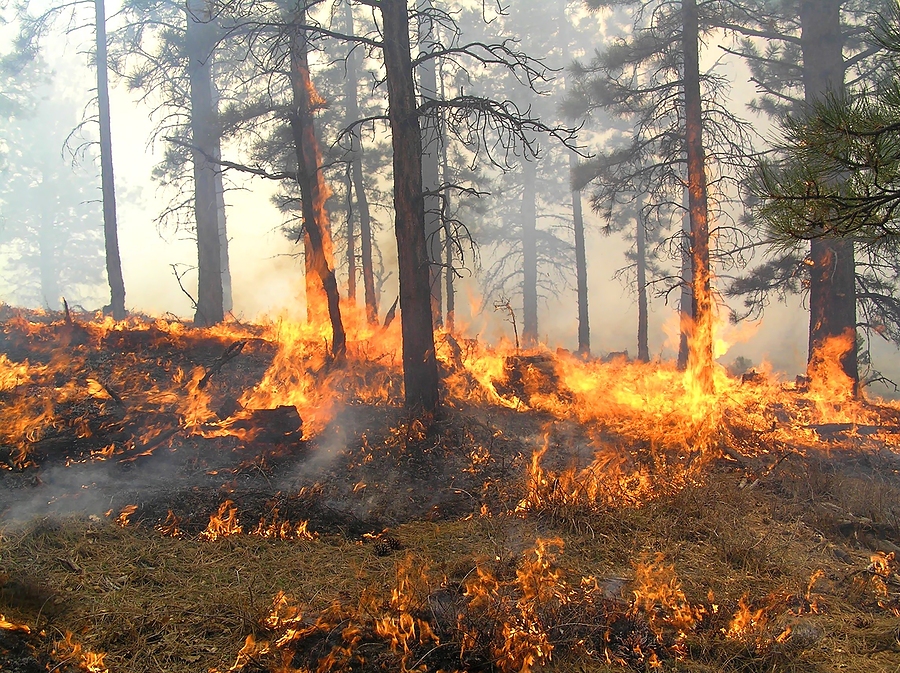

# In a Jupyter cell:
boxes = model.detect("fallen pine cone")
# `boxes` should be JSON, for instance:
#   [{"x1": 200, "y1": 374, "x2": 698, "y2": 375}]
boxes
[{"x1": 373, "y1": 535, "x2": 403, "y2": 557}]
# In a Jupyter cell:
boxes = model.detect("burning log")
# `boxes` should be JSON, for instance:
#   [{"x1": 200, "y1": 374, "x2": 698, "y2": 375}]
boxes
[
  {"x1": 741, "y1": 369, "x2": 764, "y2": 385},
  {"x1": 807, "y1": 423, "x2": 900, "y2": 438},
  {"x1": 120, "y1": 425, "x2": 182, "y2": 461},
  {"x1": 216, "y1": 396, "x2": 243, "y2": 421},
  {"x1": 227, "y1": 405, "x2": 303, "y2": 444}
]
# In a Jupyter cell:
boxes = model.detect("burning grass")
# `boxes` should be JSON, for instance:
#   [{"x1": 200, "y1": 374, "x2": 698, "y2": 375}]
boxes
[
  {"x1": 1, "y1": 307, "x2": 900, "y2": 671},
  {"x1": 1, "y1": 477, "x2": 899, "y2": 672}
]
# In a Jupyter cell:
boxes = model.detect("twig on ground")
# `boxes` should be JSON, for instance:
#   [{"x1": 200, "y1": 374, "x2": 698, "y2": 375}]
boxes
[{"x1": 199, "y1": 340, "x2": 247, "y2": 389}]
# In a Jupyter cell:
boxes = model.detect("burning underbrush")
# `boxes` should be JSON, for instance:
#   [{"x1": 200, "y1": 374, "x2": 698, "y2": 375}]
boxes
[{"x1": 0, "y1": 306, "x2": 899, "y2": 671}]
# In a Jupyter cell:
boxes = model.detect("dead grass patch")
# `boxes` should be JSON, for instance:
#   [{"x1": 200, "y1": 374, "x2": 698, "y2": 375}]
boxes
[{"x1": 1, "y1": 470, "x2": 898, "y2": 673}]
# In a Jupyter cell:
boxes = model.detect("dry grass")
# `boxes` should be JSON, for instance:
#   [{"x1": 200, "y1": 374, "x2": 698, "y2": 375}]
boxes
[
  {"x1": 2, "y1": 313, "x2": 899, "y2": 671},
  {"x1": 1, "y1": 469, "x2": 898, "y2": 673}
]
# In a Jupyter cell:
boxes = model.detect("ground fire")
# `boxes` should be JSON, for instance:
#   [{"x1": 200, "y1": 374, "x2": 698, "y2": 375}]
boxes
[
  {"x1": 0, "y1": 305, "x2": 899, "y2": 672},
  {"x1": 4, "y1": 1, "x2": 900, "y2": 670}
]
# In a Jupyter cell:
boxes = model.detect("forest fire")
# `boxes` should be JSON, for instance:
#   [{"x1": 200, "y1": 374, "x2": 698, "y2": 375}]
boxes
[
  {"x1": 1, "y1": 307, "x2": 895, "y2": 476},
  {"x1": 1, "y1": 308, "x2": 899, "y2": 671},
  {"x1": 5, "y1": 0, "x2": 900, "y2": 667}
]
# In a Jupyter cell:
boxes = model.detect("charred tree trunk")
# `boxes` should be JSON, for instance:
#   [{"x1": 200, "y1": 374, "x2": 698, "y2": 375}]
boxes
[
  {"x1": 344, "y1": 3, "x2": 377, "y2": 323},
  {"x1": 418, "y1": 2, "x2": 443, "y2": 328},
  {"x1": 186, "y1": 0, "x2": 224, "y2": 326},
  {"x1": 344, "y1": 13, "x2": 357, "y2": 304},
  {"x1": 214, "y1": 169, "x2": 232, "y2": 313},
  {"x1": 522, "y1": 157, "x2": 539, "y2": 346},
  {"x1": 288, "y1": 10, "x2": 346, "y2": 358},
  {"x1": 636, "y1": 200, "x2": 649, "y2": 362},
  {"x1": 95, "y1": 0, "x2": 126, "y2": 320},
  {"x1": 352, "y1": 147, "x2": 377, "y2": 323},
  {"x1": 570, "y1": 151, "x2": 590, "y2": 356},
  {"x1": 382, "y1": 0, "x2": 440, "y2": 414},
  {"x1": 682, "y1": 0, "x2": 714, "y2": 393},
  {"x1": 800, "y1": 0, "x2": 858, "y2": 387}
]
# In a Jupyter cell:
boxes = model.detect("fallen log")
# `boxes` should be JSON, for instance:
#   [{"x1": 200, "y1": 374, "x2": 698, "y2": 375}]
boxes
[
  {"x1": 227, "y1": 406, "x2": 303, "y2": 444},
  {"x1": 807, "y1": 423, "x2": 900, "y2": 438}
]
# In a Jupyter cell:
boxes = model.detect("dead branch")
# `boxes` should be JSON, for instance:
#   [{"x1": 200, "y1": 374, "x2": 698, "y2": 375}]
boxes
[
  {"x1": 170, "y1": 264, "x2": 201, "y2": 322},
  {"x1": 98, "y1": 380, "x2": 123, "y2": 405},
  {"x1": 120, "y1": 426, "x2": 181, "y2": 462},
  {"x1": 164, "y1": 136, "x2": 299, "y2": 182},
  {"x1": 493, "y1": 298, "x2": 519, "y2": 350},
  {"x1": 199, "y1": 340, "x2": 247, "y2": 389},
  {"x1": 383, "y1": 296, "x2": 399, "y2": 329}
]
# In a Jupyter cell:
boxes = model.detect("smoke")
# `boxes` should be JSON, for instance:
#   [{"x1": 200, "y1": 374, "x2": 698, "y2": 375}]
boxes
[{"x1": 0, "y1": 447, "x2": 189, "y2": 526}]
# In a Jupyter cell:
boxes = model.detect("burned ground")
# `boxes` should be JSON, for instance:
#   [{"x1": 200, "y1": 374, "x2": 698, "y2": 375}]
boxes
[{"x1": 1, "y1": 309, "x2": 899, "y2": 672}]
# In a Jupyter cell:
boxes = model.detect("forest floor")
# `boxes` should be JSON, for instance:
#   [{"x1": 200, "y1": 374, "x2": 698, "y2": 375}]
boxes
[{"x1": 0, "y1": 307, "x2": 899, "y2": 673}]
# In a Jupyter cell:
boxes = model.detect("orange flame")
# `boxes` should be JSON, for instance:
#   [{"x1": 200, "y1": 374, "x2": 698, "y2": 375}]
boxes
[
  {"x1": 631, "y1": 554, "x2": 702, "y2": 637},
  {"x1": 251, "y1": 511, "x2": 317, "y2": 541},
  {"x1": 807, "y1": 329, "x2": 859, "y2": 422},
  {"x1": 115, "y1": 504, "x2": 138, "y2": 527},
  {"x1": 54, "y1": 632, "x2": 109, "y2": 673},
  {"x1": 199, "y1": 500, "x2": 243, "y2": 541},
  {"x1": 0, "y1": 614, "x2": 31, "y2": 633},
  {"x1": 725, "y1": 593, "x2": 767, "y2": 641}
]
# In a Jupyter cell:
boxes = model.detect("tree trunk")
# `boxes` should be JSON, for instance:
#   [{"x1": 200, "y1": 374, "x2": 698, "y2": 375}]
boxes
[
  {"x1": 214, "y1": 168, "x2": 232, "y2": 314},
  {"x1": 343, "y1": 11, "x2": 357, "y2": 305},
  {"x1": 344, "y1": 3, "x2": 377, "y2": 323},
  {"x1": 352, "y1": 149, "x2": 377, "y2": 323},
  {"x1": 382, "y1": 0, "x2": 440, "y2": 415},
  {"x1": 682, "y1": 0, "x2": 714, "y2": 393},
  {"x1": 441, "y1": 107, "x2": 455, "y2": 333},
  {"x1": 288, "y1": 10, "x2": 346, "y2": 358},
  {"x1": 677, "y1": 201, "x2": 691, "y2": 369},
  {"x1": 570, "y1": 151, "x2": 590, "y2": 356},
  {"x1": 522, "y1": 158, "x2": 538, "y2": 346},
  {"x1": 800, "y1": 0, "x2": 858, "y2": 386},
  {"x1": 186, "y1": 0, "x2": 224, "y2": 326},
  {"x1": 95, "y1": 0, "x2": 126, "y2": 320},
  {"x1": 211, "y1": 81, "x2": 233, "y2": 314},
  {"x1": 418, "y1": 1, "x2": 443, "y2": 328},
  {"x1": 636, "y1": 198, "x2": 649, "y2": 362},
  {"x1": 346, "y1": 185, "x2": 357, "y2": 303}
]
